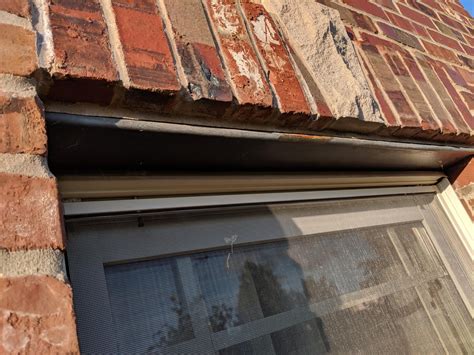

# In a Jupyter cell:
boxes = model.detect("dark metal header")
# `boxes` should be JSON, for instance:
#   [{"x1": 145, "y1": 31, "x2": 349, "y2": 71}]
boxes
[{"x1": 46, "y1": 112, "x2": 474, "y2": 173}]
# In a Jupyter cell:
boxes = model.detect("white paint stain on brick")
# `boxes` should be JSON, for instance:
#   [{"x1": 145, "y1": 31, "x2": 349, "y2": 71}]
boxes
[
  {"x1": 229, "y1": 48, "x2": 265, "y2": 92},
  {"x1": 252, "y1": 14, "x2": 280, "y2": 47},
  {"x1": 210, "y1": 0, "x2": 239, "y2": 35}
]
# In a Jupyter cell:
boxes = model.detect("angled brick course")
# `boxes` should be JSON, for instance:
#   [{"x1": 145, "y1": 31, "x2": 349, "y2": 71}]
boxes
[
  {"x1": 161, "y1": 0, "x2": 232, "y2": 102},
  {"x1": 48, "y1": 0, "x2": 117, "y2": 81},
  {"x1": 111, "y1": 0, "x2": 180, "y2": 92},
  {"x1": 204, "y1": 0, "x2": 273, "y2": 107},
  {"x1": 241, "y1": 1, "x2": 310, "y2": 114}
]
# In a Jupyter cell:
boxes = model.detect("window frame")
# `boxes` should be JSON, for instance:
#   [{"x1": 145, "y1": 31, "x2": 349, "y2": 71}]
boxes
[{"x1": 63, "y1": 178, "x2": 473, "y2": 353}]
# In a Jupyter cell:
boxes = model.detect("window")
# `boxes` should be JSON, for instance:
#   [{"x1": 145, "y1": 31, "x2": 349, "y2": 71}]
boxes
[{"x1": 66, "y1": 186, "x2": 473, "y2": 354}]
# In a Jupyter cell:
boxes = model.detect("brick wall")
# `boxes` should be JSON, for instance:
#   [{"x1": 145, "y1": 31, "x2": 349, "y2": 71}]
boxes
[
  {"x1": 0, "y1": 1, "x2": 79, "y2": 352},
  {"x1": 33, "y1": 0, "x2": 473, "y2": 143}
]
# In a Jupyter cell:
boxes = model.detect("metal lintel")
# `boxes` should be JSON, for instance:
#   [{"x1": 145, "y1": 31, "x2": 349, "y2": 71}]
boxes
[{"x1": 46, "y1": 112, "x2": 474, "y2": 173}]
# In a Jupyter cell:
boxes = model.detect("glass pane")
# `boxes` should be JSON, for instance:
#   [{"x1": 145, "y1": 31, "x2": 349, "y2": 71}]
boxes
[
  {"x1": 104, "y1": 221, "x2": 473, "y2": 354},
  {"x1": 104, "y1": 259, "x2": 194, "y2": 354}
]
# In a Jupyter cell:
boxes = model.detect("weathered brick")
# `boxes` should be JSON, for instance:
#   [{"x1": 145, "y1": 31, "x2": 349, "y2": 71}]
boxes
[
  {"x1": 461, "y1": 91, "x2": 474, "y2": 110},
  {"x1": 0, "y1": 24, "x2": 37, "y2": 76},
  {"x1": 0, "y1": 276, "x2": 78, "y2": 353},
  {"x1": 112, "y1": 0, "x2": 180, "y2": 92},
  {"x1": 461, "y1": 43, "x2": 474, "y2": 57},
  {"x1": 398, "y1": 4, "x2": 436, "y2": 29},
  {"x1": 386, "y1": 12, "x2": 415, "y2": 32},
  {"x1": 434, "y1": 20, "x2": 466, "y2": 44},
  {"x1": 404, "y1": 0, "x2": 439, "y2": 18},
  {"x1": 361, "y1": 44, "x2": 419, "y2": 128},
  {"x1": 401, "y1": 53, "x2": 457, "y2": 134},
  {"x1": 204, "y1": 0, "x2": 272, "y2": 107},
  {"x1": 358, "y1": 46, "x2": 398, "y2": 126},
  {"x1": 383, "y1": 51, "x2": 439, "y2": 132},
  {"x1": 0, "y1": 0, "x2": 30, "y2": 17},
  {"x1": 341, "y1": 0, "x2": 389, "y2": 20},
  {"x1": 162, "y1": 0, "x2": 231, "y2": 101},
  {"x1": 49, "y1": 0, "x2": 117, "y2": 81},
  {"x1": 411, "y1": 22, "x2": 430, "y2": 38},
  {"x1": 438, "y1": 13, "x2": 467, "y2": 33},
  {"x1": 422, "y1": 40, "x2": 460, "y2": 63},
  {"x1": 428, "y1": 29, "x2": 463, "y2": 52},
  {"x1": 0, "y1": 174, "x2": 64, "y2": 250},
  {"x1": 317, "y1": 0, "x2": 377, "y2": 32},
  {"x1": 416, "y1": 56, "x2": 471, "y2": 133},
  {"x1": 458, "y1": 54, "x2": 474, "y2": 70},
  {"x1": 377, "y1": 22, "x2": 423, "y2": 50},
  {"x1": 420, "y1": 0, "x2": 443, "y2": 12},
  {"x1": 241, "y1": 1, "x2": 310, "y2": 114},
  {"x1": 377, "y1": 0, "x2": 397, "y2": 11},
  {"x1": 431, "y1": 61, "x2": 474, "y2": 130},
  {"x1": 0, "y1": 94, "x2": 47, "y2": 154}
]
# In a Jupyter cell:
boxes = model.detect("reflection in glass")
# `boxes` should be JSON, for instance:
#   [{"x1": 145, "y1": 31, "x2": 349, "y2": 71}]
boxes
[{"x1": 105, "y1": 223, "x2": 473, "y2": 354}]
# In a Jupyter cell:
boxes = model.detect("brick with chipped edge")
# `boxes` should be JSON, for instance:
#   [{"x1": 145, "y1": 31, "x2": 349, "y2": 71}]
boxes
[
  {"x1": 203, "y1": 0, "x2": 273, "y2": 107},
  {"x1": 112, "y1": 1, "x2": 180, "y2": 92},
  {"x1": 241, "y1": 1, "x2": 310, "y2": 114},
  {"x1": 162, "y1": 0, "x2": 232, "y2": 102}
]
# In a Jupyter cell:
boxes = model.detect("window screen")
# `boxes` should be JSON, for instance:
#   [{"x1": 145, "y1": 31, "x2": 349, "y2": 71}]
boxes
[{"x1": 66, "y1": 194, "x2": 474, "y2": 354}]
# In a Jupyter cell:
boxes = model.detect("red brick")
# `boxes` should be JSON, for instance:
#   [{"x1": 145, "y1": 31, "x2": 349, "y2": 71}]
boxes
[
  {"x1": 383, "y1": 51, "x2": 438, "y2": 131},
  {"x1": 398, "y1": 4, "x2": 436, "y2": 29},
  {"x1": 361, "y1": 31, "x2": 407, "y2": 53},
  {"x1": 411, "y1": 22, "x2": 430, "y2": 38},
  {"x1": 422, "y1": 40, "x2": 460, "y2": 63},
  {"x1": 416, "y1": 56, "x2": 471, "y2": 133},
  {"x1": 420, "y1": 0, "x2": 443, "y2": 12},
  {"x1": 434, "y1": 20, "x2": 466, "y2": 44},
  {"x1": 0, "y1": 276, "x2": 78, "y2": 353},
  {"x1": 458, "y1": 54, "x2": 474, "y2": 70},
  {"x1": 461, "y1": 91, "x2": 474, "y2": 110},
  {"x1": 401, "y1": 53, "x2": 457, "y2": 133},
  {"x1": 358, "y1": 46, "x2": 398, "y2": 126},
  {"x1": 342, "y1": 0, "x2": 389, "y2": 20},
  {"x1": 0, "y1": 0, "x2": 30, "y2": 17},
  {"x1": 204, "y1": 0, "x2": 272, "y2": 107},
  {"x1": 112, "y1": 1, "x2": 180, "y2": 92},
  {"x1": 361, "y1": 44, "x2": 420, "y2": 127},
  {"x1": 0, "y1": 174, "x2": 64, "y2": 250},
  {"x1": 465, "y1": 34, "x2": 474, "y2": 47},
  {"x1": 404, "y1": 0, "x2": 439, "y2": 19},
  {"x1": 439, "y1": 13, "x2": 467, "y2": 33},
  {"x1": 377, "y1": 0, "x2": 397, "y2": 11},
  {"x1": 241, "y1": 2, "x2": 310, "y2": 114},
  {"x1": 0, "y1": 24, "x2": 37, "y2": 76},
  {"x1": 444, "y1": 66, "x2": 468, "y2": 89},
  {"x1": 317, "y1": 0, "x2": 377, "y2": 32},
  {"x1": 162, "y1": 0, "x2": 231, "y2": 102},
  {"x1": 448, "y1": 157, "x2": 473, "y2": 189},
  {"x1": 461, "y1": 43, "x2": 474, "y2": 57},
  {"x1": 431, "y1": 61, "x2": 474, "y2": 130},
  {"x1": 386, "y1": 12, "x2": 415, "y2": 32},
  {"x1": 377, "y1": 22, "x2": 423, "y2": 50},
  {"x1": 428, "y1": 29, "x2": 463, "y2": 51},
  {"x1": 0, "y1": 94, "x2": 47, "y2": 154},
  {"x1": 49, "y1": 0, "x2": 117, "y2": 81}
]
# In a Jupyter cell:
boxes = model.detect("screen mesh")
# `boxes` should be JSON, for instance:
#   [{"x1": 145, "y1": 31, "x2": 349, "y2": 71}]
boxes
[{"x1": 104, "y1": 222, "x2": 473, "y2": 354}]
